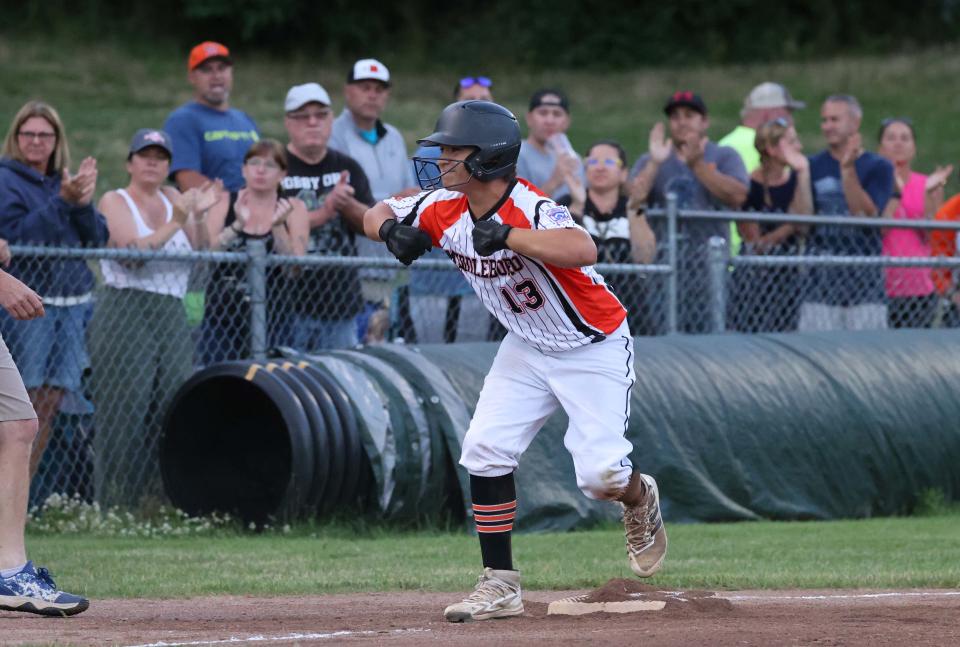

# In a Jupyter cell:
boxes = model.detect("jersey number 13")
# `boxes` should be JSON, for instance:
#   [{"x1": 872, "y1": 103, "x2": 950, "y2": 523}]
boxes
[{"x1": 500, "y1": 279, "x2": 545, "y2": 314}]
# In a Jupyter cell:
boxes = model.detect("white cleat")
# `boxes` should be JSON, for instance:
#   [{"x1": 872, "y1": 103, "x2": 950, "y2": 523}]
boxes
[
  {"x1": 622, "y1": 474, "x2": 668, "y2": 578},
  {"x1": 443, "y1": 567, "x2": 524, "y2": 622}
]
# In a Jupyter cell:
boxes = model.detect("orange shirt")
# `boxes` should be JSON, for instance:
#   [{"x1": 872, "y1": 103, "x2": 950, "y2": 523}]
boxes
[{"x1": 930, "y1": 194, "x2": 960, "y2": 295}]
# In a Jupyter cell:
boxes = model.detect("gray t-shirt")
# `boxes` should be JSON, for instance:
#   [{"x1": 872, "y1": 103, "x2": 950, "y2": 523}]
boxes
[
  {"x1": 630, "y1": 141, "x2": 748, "y2": 244},
  {"x1": 516, "y1": 140, "x2": 584, "y2": 200}
]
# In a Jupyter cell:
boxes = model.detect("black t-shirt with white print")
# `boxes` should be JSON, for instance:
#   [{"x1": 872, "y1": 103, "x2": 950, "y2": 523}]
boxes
[{"x1": 279, "y1": 148, "x2": 374, "y2": 318}]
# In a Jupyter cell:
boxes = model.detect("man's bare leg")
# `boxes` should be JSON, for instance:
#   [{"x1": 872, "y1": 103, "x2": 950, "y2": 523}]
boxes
[{"x1": 0, "y1": 418, "x2": 37, "y2": 570}]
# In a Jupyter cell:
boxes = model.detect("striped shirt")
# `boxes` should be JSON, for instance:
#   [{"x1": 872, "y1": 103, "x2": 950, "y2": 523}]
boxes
[{"x1": 383, "y1": 179, "x2": 626, "y2": 352}]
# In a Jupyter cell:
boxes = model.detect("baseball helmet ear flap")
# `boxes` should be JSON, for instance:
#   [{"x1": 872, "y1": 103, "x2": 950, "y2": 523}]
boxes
[{"x1": 465, "y1": 148, "x2": 486, "y2": 180}]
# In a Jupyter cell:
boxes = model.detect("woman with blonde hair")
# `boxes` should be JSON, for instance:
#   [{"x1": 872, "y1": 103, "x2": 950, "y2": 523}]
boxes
[
  {"x1": 0, "y1": 100, "x2": 108, "y2": 475},
  {"x1": 729, "y1": 117, "x2": 813, "y2": 332}
]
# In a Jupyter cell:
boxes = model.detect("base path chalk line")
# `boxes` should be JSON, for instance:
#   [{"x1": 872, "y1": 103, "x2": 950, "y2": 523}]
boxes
[
  {"x1": 124, "y1": 628, "x2": 431, "y2": 647},
  {"x1": 724, "y1": 591, "x2": 960, "y2": 602}
]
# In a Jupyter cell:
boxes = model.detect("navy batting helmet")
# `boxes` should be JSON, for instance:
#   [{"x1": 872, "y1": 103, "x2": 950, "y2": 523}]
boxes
[{"x1": 414, "y1": 101, "x2": 521, "y2": 188}]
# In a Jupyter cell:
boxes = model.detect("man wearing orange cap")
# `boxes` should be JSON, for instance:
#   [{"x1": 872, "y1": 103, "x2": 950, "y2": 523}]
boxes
[{"x1": 163, "y1": 41, "x2": 260, "y2": 193}]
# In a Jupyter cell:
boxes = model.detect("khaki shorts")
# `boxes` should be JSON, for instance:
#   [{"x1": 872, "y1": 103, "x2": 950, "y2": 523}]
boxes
[{"x1": 0, "y1": 333, "x2": 37, "y2": 422}]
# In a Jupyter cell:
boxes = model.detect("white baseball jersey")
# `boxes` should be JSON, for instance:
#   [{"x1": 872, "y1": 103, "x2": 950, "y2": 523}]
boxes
[{"x1": 383, "y1": 179, "x2": 627, "y2": 352}]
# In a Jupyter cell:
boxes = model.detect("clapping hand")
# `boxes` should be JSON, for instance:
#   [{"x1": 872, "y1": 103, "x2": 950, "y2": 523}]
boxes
[
  {"x1": 191, "y1": 179, "x2": 224, "y2": 216},
  {"x1": 840, "y1": 133, "x2": 863, "y2": 170},
  {"x1": 925, "y1": 165, "x2": 954, "y2": 193},
  {"x1": 60, "y1": 157, "x2": 98, "y2": 206},
  {"x1": 779, "y1": 138, "x2": 809, "y2": 172},
  {"x1": 327, "y1": 171, "x2": 356, "y2": 211},
  {"x1": 172, "y1": 181, "x2": 223, "y2": 227},
  {"x1": 233, "y1": 189, "x2": 253, "y2": 230},
  {"x1": 648, "y1": 123, "x2": 673, "y2": 164},
  {"x1": 271, "y1": 197, "x2": 294, "y2": 229}
]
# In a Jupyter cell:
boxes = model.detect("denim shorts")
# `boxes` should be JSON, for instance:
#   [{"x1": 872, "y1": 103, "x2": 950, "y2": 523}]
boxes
[{"x1": 0, "y1": 301, "x2": 93, "y2": 391}]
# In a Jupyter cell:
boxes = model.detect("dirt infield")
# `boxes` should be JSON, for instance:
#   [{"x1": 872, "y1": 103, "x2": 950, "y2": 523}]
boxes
[{"x1": 3, "y1": 586, "x2": 960, "y2": 646}]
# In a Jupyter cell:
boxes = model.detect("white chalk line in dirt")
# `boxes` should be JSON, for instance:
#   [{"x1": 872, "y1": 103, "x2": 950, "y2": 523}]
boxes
[
  {"x1": 124, "y1": 627, "x2": 431, "y2": 647},
  {"x1": 723, "y1": 591, "x2": 960, "y2": 602}
]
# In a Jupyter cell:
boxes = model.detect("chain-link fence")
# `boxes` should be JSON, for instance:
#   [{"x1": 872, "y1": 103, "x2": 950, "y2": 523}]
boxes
[
  {"x1": 644, "y1": 203, "x2": 960, "y2": 334},
  {"x1": 9, "y1": 196, "x2": 960, "y2": 511}
]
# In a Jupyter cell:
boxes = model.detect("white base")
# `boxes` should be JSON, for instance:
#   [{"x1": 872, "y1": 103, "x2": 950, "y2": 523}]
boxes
[{"x1": 547, "y1": 595, "x2": 666, "y2": 616}]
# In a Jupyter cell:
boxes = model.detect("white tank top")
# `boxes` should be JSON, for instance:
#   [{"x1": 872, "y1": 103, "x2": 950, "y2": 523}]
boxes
[{"x1": 100, "y1": 189, "x2": 192, "y2": 298}]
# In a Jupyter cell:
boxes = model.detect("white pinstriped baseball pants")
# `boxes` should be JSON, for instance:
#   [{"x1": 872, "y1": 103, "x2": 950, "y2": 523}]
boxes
[{"x1": 459, "y1": 319, "x2": 635, "y2": 500}]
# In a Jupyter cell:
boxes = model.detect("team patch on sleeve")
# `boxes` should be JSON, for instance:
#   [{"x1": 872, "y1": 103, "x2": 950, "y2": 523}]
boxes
[{"x1": 539, "y1": 204, "x2": 576, "y2": 229}]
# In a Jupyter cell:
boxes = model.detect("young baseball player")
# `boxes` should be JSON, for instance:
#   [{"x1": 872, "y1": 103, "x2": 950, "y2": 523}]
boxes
[{"x1": 363, "y1": 100, "x2": 667, "y2": 622}]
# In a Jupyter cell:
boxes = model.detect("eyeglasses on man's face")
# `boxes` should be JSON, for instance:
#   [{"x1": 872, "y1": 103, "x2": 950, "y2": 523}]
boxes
[{"x1": 287, "y1": 109, "x2": 331, "y2": 122}]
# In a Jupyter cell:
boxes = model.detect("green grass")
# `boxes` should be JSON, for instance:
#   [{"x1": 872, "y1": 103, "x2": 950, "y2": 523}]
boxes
[
  {"x1": 3, "y1": 36, "x2": 960, "y2": 193},
  {"x1": 25, "y1": 513, "x2": 960, "y2": 598}
]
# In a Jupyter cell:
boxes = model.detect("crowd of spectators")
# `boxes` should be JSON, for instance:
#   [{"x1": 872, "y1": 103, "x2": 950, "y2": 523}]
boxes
[{"x1": 3, "y1": 41, "x2": 960, "y2": 502}]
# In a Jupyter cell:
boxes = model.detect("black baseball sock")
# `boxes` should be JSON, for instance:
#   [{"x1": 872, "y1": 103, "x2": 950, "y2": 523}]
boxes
[{"x1": 470, "y1": 473, "x2": 516, "y2": 571}]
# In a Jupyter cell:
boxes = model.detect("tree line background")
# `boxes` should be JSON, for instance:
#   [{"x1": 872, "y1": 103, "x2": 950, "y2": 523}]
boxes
[{"x1": 6, "y1": 0, "x2": 960, "y2": 68}]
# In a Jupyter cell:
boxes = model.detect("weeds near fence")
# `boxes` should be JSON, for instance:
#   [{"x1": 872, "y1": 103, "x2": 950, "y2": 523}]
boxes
[{"x1": 27, "y1": 493, "x2": 294, "y2": 538}]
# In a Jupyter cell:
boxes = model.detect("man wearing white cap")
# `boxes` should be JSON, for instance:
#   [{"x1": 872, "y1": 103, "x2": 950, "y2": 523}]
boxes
[
  {"x1": 330, "y1": 59, "x2": 420, "y2": 342},
  {"x1": 280, "y1": 83, "x2": 374, "y2": 350},
  {"x1": 330, "y1": 59, "x2": 418, "y2": 202}
]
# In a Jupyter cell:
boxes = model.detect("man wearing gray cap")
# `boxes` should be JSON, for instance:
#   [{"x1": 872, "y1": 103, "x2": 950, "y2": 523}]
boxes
[{"x1": 280, "y1": 83, "x2": 374, "y2": 350}]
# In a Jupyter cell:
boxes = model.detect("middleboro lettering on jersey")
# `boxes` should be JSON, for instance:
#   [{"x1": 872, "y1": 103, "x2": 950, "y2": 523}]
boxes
[{"x1": 448, "y1": 250, "x2": 525, "y2": 279}]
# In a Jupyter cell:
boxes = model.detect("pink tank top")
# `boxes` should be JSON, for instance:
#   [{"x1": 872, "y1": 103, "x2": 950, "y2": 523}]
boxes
[{"x1": 882, "y1": 172, "x2": 934, "y2": 297}]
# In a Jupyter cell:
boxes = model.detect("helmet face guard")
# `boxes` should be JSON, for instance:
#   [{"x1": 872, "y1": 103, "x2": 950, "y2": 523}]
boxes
[{"x1": 412, "y1": 151, "x2": 482, "y2": 191}]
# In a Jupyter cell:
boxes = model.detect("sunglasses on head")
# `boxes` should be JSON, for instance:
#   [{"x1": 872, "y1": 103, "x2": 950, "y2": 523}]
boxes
[{"x1": 459, "y1": 76, "x2": 492, "y2": 89}]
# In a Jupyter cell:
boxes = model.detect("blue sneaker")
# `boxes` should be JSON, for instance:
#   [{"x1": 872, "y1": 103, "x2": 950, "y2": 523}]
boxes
[{"x1": 0, "y1": 561, "x2": 89, "y2": 616}]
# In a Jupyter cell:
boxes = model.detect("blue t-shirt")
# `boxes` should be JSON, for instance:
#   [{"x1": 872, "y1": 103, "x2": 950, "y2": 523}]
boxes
[
  {"x1": 806, "y1": 149, "x2": 893, "y2": 306},
  {"x1": 163, "y1": 102, "x2": 260, "y2": 192}
]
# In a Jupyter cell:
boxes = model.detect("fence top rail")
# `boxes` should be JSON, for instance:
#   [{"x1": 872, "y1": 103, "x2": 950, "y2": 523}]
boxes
[
  {"x1": 645, "y1": 207, "x2": 960, "y2": 231},
  {"x1": 6, "y1": 244, "x2": 673, "y2": 274},
  {"x1": 731, "y1": 254, "x2": 960, "y2": 268},
  {"x1": 8, "y1": 244, "x2": 247, "y2": 262}
]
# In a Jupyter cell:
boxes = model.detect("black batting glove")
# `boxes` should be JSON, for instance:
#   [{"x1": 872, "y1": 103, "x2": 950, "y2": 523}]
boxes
[
  {"x1": 472, "y1": 219, "x2": 513, "y2": 256},
  {"x1": 379, "y1": 219, "x2": 432, "y2": 266}
]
